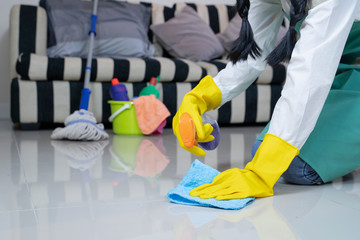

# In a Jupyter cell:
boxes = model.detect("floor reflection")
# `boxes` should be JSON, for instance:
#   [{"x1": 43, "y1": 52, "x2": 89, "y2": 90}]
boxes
[
  {"x1": 109, "y1": 135, "x2": 170, "y2": 180},
  {"x1": 5, "y1": 125, "x2": 359, "y2": 240},
  {"x1": 51, "y1": 140, "x2": 109, "y2": 172}
]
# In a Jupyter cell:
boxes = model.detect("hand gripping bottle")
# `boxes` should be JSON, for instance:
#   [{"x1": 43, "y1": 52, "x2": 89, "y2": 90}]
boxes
[
  {"x1": 179, "y1": 112, "x2": 220, "y2": 151},
  {"x1": 139, "y1": 76, "x2": 160, "y2": 99},
  {"x1": 109, "y1": 78, "x2": 129, "y2": 101}
]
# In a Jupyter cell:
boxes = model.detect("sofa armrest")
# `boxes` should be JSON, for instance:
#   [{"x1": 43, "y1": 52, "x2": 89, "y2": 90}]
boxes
[{"x1": 10, "y1": 4, "x2": 47, "y2": 80}]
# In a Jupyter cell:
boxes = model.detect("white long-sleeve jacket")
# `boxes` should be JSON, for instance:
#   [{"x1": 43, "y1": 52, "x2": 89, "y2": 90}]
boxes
[{"x1": 213, "y1": 0, "x2": 360, "y2": 149}]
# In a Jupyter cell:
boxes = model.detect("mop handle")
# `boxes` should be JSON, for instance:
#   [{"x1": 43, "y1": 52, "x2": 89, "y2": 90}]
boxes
[{"x1": 80, "y1": 0, "x2": 99, "y2": 110}]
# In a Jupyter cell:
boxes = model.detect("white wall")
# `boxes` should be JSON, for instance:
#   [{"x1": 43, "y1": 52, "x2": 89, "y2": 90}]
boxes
[{"x1": 0, "y1": 0, "x2": 235, "y2": 120}]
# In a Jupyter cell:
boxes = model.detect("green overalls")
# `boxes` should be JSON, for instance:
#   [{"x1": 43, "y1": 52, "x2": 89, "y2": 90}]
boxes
[{"x1": 257, "y1": 22, "x2": 360, "y2": 183}]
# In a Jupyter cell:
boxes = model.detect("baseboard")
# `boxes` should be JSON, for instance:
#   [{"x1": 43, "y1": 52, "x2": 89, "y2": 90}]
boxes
[{"x1": 0, "y1": 103, "x2": 10, "y2": 119}]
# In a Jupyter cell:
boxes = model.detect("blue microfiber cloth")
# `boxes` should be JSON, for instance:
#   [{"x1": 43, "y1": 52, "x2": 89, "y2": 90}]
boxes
[{"x1": 168, "y1": 159, "x2": 255, "y2": 210}]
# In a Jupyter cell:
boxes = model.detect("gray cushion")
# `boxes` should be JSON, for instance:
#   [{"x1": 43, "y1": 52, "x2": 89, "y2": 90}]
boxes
[
  {"x1": 217, "y1": 14, "x2": 288, "y2": 52},
  {"x1": 150, "y1": 6, "x2": 224, "y2": 62},
  {"x1": 216, "y1": 14, "x2": 243, "y2": 53},
  {"x1": 45, "y1": 1, "x2": 155, "y2": 58}
]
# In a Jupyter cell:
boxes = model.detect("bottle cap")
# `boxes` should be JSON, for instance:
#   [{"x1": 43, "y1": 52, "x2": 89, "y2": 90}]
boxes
[
  {"x1": 150, "y1": 77, "x2": 157, "y2": 86},
  {"x1": 111, "y1": 78, "x2": 120, "y2": 86}
]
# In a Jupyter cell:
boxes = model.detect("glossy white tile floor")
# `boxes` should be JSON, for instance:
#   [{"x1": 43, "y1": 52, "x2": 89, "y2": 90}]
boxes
[{"x1": 1, "y1": 119, "x2": 359, "y2": 240}]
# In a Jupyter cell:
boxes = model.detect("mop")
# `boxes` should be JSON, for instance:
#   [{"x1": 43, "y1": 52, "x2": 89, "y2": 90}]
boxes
[{"x1": 51, "y1": 0, "x2": 109, "y2": 141}]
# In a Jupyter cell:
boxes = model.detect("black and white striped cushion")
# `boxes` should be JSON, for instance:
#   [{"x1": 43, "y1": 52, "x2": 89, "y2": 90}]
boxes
[
  {"x1": 11, "y1": 77, "x2": 282, "y2": 126},
  {"x1": 16, "y1": 53, "x2": 208, "y2": 82},
  {"x1": 16, "y1": 53, "x2": 286, "y2": 85}
]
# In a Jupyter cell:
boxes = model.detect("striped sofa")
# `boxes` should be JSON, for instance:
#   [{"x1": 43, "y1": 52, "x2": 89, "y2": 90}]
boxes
[{"x1": 10, "y1": 2, "x2": 286, "y2": 129}]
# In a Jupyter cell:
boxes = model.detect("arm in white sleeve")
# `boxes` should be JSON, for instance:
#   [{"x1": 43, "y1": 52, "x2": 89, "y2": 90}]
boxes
[
  {"x1": 268, "y1": 0, "x2": 360, "y2": 149},
  {"x1": 214, "y1": 0, "x2": 284, "y2": 105}
]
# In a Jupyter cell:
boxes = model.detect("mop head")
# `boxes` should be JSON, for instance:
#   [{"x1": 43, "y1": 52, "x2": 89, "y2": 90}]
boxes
[{"x1": 51, "y1": 109, "x2": 109, "y2": 141}]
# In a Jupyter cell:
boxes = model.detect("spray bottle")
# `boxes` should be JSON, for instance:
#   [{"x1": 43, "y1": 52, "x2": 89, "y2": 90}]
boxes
[
  {"x1": 178, "y1": 112, "x2": 220, "y2": 151},
  {"x1": 139, "y1": 76, "x2": 160, "y2": 99}
]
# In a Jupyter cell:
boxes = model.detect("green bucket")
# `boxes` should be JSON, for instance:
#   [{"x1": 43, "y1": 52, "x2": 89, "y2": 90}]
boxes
[{"x1": 108, "y1": 100, "x2": 142, "y2": 135}]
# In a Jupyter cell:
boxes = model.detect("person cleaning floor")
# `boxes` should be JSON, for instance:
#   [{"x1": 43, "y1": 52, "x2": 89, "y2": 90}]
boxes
[{"x1": 172, "y1": 0, "x2": 360, "y2": 200}]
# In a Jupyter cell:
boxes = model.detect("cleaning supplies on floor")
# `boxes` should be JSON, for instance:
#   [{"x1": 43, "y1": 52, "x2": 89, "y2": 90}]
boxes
[
  {"x1": 133, "y1": 95, "x2": 170, "y2": 135},
  {"x1": 179, "y1": 112, "x2": 220, "y2": 151},
  {"x1": 109, "y1": 78, "x2": 129, "y2": 101},
  {"x1": 139, "y1": 76, "x2": 160, "y2": 98},
  {"x1": 168, "y1": 160, "x2": 254, "y2": 210},
  {"x1": 108, "y1": 79, "x2": 141, "y2": 135},
  {"x1": 108, "y1": 76, "x2": 170, "y2": 135},
  {"x1": 108, "y1": 100, "x2": 142, "y2": 135}
]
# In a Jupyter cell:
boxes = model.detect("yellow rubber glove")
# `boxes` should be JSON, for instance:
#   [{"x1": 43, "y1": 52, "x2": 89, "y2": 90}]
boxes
[
  {"x1": 190, "y1": 133, "x2": 299, "y2": 199},
  {"x1": 172, "y1": 75, "x2": 222, "y2": 157}
]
